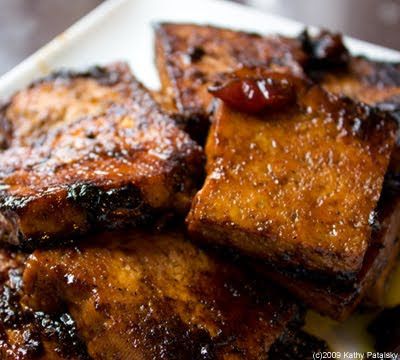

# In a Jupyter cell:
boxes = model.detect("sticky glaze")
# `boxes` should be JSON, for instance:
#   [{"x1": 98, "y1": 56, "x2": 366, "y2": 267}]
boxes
[
  {"x1": 0, "y1": 66, "x2": 203, "y2": 247},
  {"x1": 22, "y1": 230, "x2": 302, "y2": 360}
]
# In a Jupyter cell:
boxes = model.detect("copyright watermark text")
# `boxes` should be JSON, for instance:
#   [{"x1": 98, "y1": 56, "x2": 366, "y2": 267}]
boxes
[{"x1": 312, "y1": 352, "x2": 399, "y2": 359}]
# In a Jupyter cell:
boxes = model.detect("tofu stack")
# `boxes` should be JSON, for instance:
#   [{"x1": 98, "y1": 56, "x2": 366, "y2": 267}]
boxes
[
  {"x1": 1, "y1": 22, "x2": 399, "y2": 359},
  {"x1": 156, "y1": 23, "x2": 400, "y2": 320},
  {"x1": 0, "y1": 41, "x2": 323, "y2": 359}
]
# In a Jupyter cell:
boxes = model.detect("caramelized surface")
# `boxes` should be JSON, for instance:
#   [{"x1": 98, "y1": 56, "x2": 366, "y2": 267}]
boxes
[
  {"x1": 312, "y1": 56, "x2": 400, "y2": 109},
  {"x1": 187, "y1": 75, "x2": 397, "y2": 278},
  {"x1": 0, "y1": 71, "x2": 203, "y2": 247},
  {"x1": 155, "y1": 23, "x2": 306, "y2": 120},
  {"x1": 299, "y1": 30, "x2": 400, "y2": 110},
  {"x1": 0, "y1": 249, "x2": 89, "y2": 359},
  {"x1": 23, "y1": 230, "x2": 302, "y2": 360},
  {"x1": 0, "y1": 63, "x2": 134, "y2": 149},
  {"x1": 257, "y1": 192, "x2": 400, "y2": 320}
]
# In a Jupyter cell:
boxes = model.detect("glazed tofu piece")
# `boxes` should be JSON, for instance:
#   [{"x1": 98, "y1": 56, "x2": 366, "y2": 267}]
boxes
[
  {"x1": 0, "y1": 67, "x2": 203, "y2": 247},
  {"x1": 22, "y1": 229, "x2": 303, "y2": 360},
  {"x1": 0, "y1": 62, "x2": 135, "y2": 149},
  {"x1": 155, "y1": 23, "x2": 306, "y2": 125},
  {"x1": 187, "y1": 71, "x2": 397, "y2": 283}
]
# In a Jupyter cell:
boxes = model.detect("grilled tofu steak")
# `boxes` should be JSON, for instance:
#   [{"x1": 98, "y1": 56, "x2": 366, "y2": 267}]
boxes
[
  {"x1": 0, "y1": 62, "x2": 135, "y2": 149},
  {"x1": 0, "y1": 249, "x2": 89, "y2": 360},
  {"x1": 22, "y1": 229, "x2": 304, "y2": 360},
  {"x1": 155, "y1": 23, "x2": 307, "y2": 136},
  {"x1": 187, "y1": 71, "x2": 397, "y2": 288},
  {"x1": 0, "y1": 69, "x2": 203, "y2": 248}
]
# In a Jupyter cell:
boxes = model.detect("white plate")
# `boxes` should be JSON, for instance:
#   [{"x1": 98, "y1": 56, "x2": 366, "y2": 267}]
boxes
[{"x1": 1, "y1": 0, "x2": 399, "y2": 354}]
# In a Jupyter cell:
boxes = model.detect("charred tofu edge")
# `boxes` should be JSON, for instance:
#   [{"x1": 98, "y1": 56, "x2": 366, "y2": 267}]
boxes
[{"x1": 257, "y1": 192, "x2": 400, "y2": 320}]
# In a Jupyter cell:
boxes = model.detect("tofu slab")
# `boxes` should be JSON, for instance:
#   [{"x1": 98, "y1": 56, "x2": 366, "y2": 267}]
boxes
[
  {"x1": 155, "y1": 23, "x2": 306, "y2": 119},
  {"x1": 0, "y1": 62, "x2": 134, "y2": 149},
  {"x1": 0, "y1": 66, "x2": 203, "y2": 247},
  {"x1": 187, "y1": 74, "x2": 397, "y2": 280},
  {"x1": 22, "y1": 229, "x2": 303, "y2": 360}
]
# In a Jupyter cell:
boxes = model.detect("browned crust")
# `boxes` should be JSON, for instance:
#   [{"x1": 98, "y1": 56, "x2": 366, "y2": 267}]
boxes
[
  {"x1": 22, "y1": 229, "x2": 303, "y2": 359},
  {"x1": 0, "y1": 67, "x2": 204, "y2": 248},
  {"x1": 154, "y1": 27, "x2": 211, "y2": 143},
  {"x1": 254, "y1": 190, "x2": 400, "y2": 320},
  {"x1": 298, "y1": 29, "x2": 400, "y2": 111},
  {"x1": 187, "y1": 80, "x2": 397, "y2": 280},
  {"x1": 310, "y1": 56, "x2": 400, "y2": 111},
  {"x1": 29, "y1": 62, "x2": 135, "y2": 88},
  {"x1": 0, "y1": 249, "x2": 89, "y2": 359},
  {"x1": 2, "y1": 62, "x2": 136, "y2": 149},
  {"x1": 0, "y1": 231, "x2": 314, "y2": 359},
  {"x1": 155, "y1": 30, "x2": 179, "y2": 113},
  {"x1": 154, "y1": 23, "x2": 306, "y2": 123}
]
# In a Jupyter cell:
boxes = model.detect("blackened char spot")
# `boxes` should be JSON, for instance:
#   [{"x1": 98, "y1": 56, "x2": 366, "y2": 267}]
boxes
[
  {"x1": 30, "y1": 64, "x2": 128, "y2": 88},
  {"x1": 377, "y1": 106, "x2": 400, "y2": 146},
  {"x1": 137, "y1": 314, "x2": 217, "y2": 360},
  {"x1": 187, "y1": 46, "x2": 206, "y2": 63},
  {"x1": 382, "y1": 171, "x2": 400, "y2": 198},
  {"x1": 336, "y1": 98, "x2": 398, "y2": 145},
  {"x1": 0, "y1": 267, "x2": 89, "y2": 359},
  {"x1": 170, "y1": 111, "x2": 210, "y2": 145},
  {"x1": 66, "y1": 183, "x2": 154, "y2": 229},
  {"x1": 299, "y1": 29, "x2": 349, "y2": 69}
]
